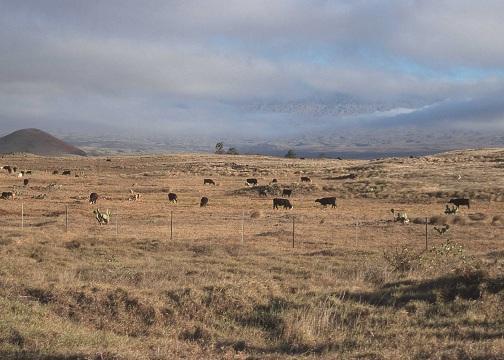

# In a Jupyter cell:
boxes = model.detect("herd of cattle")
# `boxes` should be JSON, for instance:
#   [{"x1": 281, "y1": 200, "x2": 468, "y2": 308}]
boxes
[{"x1": 1, "y1": 165, "x2": 471, "y2": 217}]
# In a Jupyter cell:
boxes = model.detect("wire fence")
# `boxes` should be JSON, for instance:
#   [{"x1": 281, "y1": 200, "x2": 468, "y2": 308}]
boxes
[{"x1": 0, "y1": 201, "x2": 481, "y2": 254}]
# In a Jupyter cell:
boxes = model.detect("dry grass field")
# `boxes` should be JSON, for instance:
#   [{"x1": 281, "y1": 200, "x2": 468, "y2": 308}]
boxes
[{"x1": 0, "y1": 149, "x2": 503, "y2": 359}]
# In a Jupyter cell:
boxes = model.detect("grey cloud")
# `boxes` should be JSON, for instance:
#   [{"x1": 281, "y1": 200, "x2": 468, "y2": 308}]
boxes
[{"x1": 1, "y1": 0, "x2": 504, "y2": 137}]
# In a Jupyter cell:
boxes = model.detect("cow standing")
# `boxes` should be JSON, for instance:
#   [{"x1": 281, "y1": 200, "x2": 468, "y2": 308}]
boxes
[
  {"x1": 89, "y1": 192, "x2": 99, "y2": 204},
  {"x1": 246, "y1": 178, "x2": 258, "y2": 187},
  {"x1": 448, "y1": 198, "x2": 470, "y2": 209},
  {"x1": 203, "y1": 179, "x2": 216, "y2": 185},
  {"x1": 168, "y1": 193, "x2": 178, "y2": 203},
  {"x1": 282, "y1": 189, "x2": 292, "y2": 197},
  {"x1": 301, "y1": 176, "x2": 311, "y2": 183},
  {"x1": 273, "y1": 198, "x2": 293, "y2": 209},
  {"x1": 200, "y1": 197, "x2": 209, "y2": 207},
  {"x1": 1, "y1": 192, "x2": 15, "y2": 200},
  {"x1": 315, "y1": 197, "x2": 337, "y2": 208},
  {"x1": 23, "y1": 179, "x2": 29, "y2": 186}
]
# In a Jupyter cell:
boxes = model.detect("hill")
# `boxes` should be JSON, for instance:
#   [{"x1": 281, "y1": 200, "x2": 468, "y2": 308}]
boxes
[
  {"x1": 0, "y1": 149, "x2": 503, "y2": 358},
  {"x1": 0, "y1": 128, "x2": 86, "y2": 156}
]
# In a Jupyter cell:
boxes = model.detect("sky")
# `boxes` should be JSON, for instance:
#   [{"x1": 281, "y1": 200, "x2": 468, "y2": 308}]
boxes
[{"x1": 1, "y1": 0, "x2": 504, "y2": 139}]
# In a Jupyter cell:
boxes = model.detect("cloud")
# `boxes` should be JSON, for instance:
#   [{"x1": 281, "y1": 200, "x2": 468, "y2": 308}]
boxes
[{"x1": 0, "y1": 0, "x2": 504, "y2": 136}]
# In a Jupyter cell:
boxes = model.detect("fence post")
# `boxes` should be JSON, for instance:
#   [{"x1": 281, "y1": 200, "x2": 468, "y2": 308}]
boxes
[
  {"x1": 21, "y1": 203, "x2": 24, "y2": 229},
  {"x1": 65, "y1": 205, "x2": 68, "y2": 232},
  {"x1": 355, "y1": 218, "x2": 358, "y2": 242},
  {"x1": 425, "y1": 217, "x2": 428, "y2": 250},
  {"x1": 292, "y1": 216, "x2": 295, "y2": 248},
  {"x1": 170, "y1": 211, "x2": 173, "y2": 240},
  {"x1": 241, "y1": 210, "x2": 244, "y2": 244}
]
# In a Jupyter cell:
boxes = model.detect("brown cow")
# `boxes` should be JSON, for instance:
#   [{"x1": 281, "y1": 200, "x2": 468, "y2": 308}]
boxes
[
  {"x1": 282, "y1": 189, "x2": 292, "y2": 197},
  {"x1": 168, "y1": 193, "x2": 178, "y2": 203},
  {"x1": 200, "y1": 196, "x2": 209, "y2": 207},
  {"x1": 300, "y1": 176, "x2": 311, "y2": 183},
  {"x1": 89, "y1": 192, "x2": 99, "y2": 204},
  {"x1": 315, "y1": 197, "x2": 337, "y2": 208},
  {"x1": 273, "y1": 198, "x2": 293, "y2": 209},
  {"x1": 1, "y1": 192, "x2": 15, "y2": 200}
]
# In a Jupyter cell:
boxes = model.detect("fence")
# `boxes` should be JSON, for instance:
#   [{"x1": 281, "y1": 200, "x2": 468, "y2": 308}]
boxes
[{"x1": 1, "y1": 201, "x2": 485, "y2": 254}]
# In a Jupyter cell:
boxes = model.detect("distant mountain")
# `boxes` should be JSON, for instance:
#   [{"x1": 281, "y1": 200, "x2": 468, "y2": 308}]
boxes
[{"x1": 0, "y1": 128, "x2": 86, "y2": 156}]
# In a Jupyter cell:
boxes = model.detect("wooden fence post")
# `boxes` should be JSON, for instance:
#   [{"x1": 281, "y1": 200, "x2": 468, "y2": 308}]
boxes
[
  {"x1": 425, "y1": 217, "x2": 428, "y2": 250},
  {"x1": 292, "y1": 216, "x2": 295, "y2": 248},
  {"x1": 170, "y1": 211, "x2": 173, "y2": 240},
  {"x1": 241, "y1": 210, "x2": 244, "y2": 244}
]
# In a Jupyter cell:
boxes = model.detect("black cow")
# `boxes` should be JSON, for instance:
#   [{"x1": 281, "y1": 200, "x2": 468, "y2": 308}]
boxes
[
  {"x1": 200, "y1": 196, "x2": 209, "y2": 207},
  {"x1": 62, "y1": 170, "x2": 71, "y2": 175},
  {"x1": 53, "y1": 170, "x2": 59, "y2": 175},
  {"x1": 25, "y1": 170, "x2": 32, "y2": 175},
  {"x1": 168, "y1": 193, "x2": 178, "y2": 203},
  {"x1": 13, "y1": 167, "x2": 17, "y2": 173},
  {"x1": 448, "y1": 198, "x2": 470, "y2": 209},
  {"x1": 1, "y1": 192, "x2": 15, "y2": 200},
  {"x1": 203, "y1": 179, "x2": 215, "y2": 185},
  {"x1": 300, "y1": 176, "x2": 311, "y2": 182},
  {"x1": 273, "y1": 198, "x2": 293, "y2": 209},
  {"x1": 23, "y1": 179, "x2": 29, "y2": 186},
  {"x1": 89, "y1": 192, "x2": 99, "y2": 204},
  {"x1": 258, "y1": 189, "x2": 268, "y2": 197},
  {"x1": 2, "y1": 166, "x2": 12, "y2": 174},
  {"x1": 271, "y1": 178, "x2": 278, "y2": 183},
  {"x1": 246, "y1": 178, "x2": 258, "y2": 186},
  {"x1": 282, "y1": 189, "x2": 292, "y2": 197},
  {"x1": 315, "y1": 197, "x2": 337, "y2": 208}
]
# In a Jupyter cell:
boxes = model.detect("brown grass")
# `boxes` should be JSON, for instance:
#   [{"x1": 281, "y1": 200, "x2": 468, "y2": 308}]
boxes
[{"x1": 0, "y1": 149, "x2": 503, "y2": 359}]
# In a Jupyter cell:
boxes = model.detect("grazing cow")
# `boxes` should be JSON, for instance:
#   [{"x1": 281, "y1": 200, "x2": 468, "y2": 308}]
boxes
[
  {"x1": 23, "y1": 179, "x2": 29, "y2": 186},
  {"x1": 89, "y1": 192, "x2": 99, "y2": 204},
  {"x1": 203, "y1": 178, "x2": 215, "y2": 185},
  {"x1": 106, "y1": 158, "x2": 112, "y2": 162},
  {"x1": 300, "y1": 176, "x2": 311, "y2": 183},
  {"x1": 168, "y1": 193, "x2": 178, "y2": 203},
  {"x1": 2, "y1": 166, "x2": 12, "y2": 174},
  {"x1": 258, "y1": 189, "x2": 268, "y2": 197},
  {"x1": 62, "y1": 170, "x2": 71, "y2": 175},
  {"x1": 448, "y1": 198, "x2": 470, "y2": 209},
  {"x1": 315, "y1": 197, "x2": 337, "y2": 208},
  {"x1": 128, "y1": 190, "x2": 140, "y2": 201},
  {"x1": 246, "y1": 178, "x2": 258, "y2": 187},
  {"x1": 53, "y1": 170, "x2": 59, "y2": 175},
  {"x1": 273, "y1": 198, "x2": 293, "y2": 209},
  {"x1": 271, "y1": 178, "x2": 278, "y2": 183},
  {"x1": 1, "y1": 192, "x2": 15, "y2": 200},
  {"x1": 282, "y1": 189, "x2": 292, "y2": 197},
  {"x1": 200, "y1": 196, "x2": 209, "y2": 207},
  {"x1": 25, "y1": 170, "x2": 32, "y2": 175}
]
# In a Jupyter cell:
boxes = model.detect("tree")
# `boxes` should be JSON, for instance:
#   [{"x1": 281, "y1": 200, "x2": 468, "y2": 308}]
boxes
[
  {"x1": 285, "y1": 149, "x2": 297, "y2": 158},
  {"x1": 226, "y1": 147, "x2": 239, "y2": 155},
  {"x1": 215, "y1": 142, "x2": 224, "y2": 154}
]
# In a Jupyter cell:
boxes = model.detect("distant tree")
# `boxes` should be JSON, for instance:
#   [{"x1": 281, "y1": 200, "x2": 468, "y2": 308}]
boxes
[
  {"x1": 285, "y1": 149, "x2": 297, "y2": 158},
  {"x1": 226, "y1": 147, "x2": 239, "y2": 155},
  {"x1": 215, "y1": 142, "x2": 224, "y2": 154}
]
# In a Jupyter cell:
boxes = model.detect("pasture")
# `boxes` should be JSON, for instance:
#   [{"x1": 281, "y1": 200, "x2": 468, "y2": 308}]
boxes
[{"x1": 0, "y1": 149, "x2": 503, "y2": 359}]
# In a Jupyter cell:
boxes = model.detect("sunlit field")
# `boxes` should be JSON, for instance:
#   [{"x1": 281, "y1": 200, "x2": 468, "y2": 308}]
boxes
[{"x1": 1, "y1": 149, "x2": 503, "y2": 359}]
